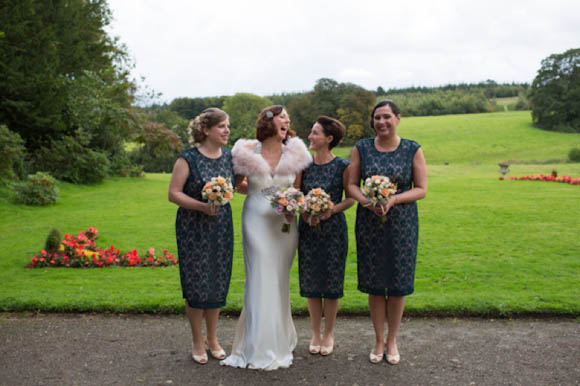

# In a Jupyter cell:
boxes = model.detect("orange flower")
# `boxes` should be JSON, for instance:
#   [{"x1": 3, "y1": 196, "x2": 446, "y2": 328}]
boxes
[
  {"x1": 279, "y1": 197, "x2": 288, "y2": 206},
  {"x1": 312, "y1": 188, "x2": 322, "y2": 196},
  {"x1": 224, "y1": 191, "x2": 233, "y2": 200},
  {"x1": 216, "y1": 176, "x2": 226, "y2": 186},
  {"x1": 208, "y1": 193, "x2": 217, "y2": 201}
]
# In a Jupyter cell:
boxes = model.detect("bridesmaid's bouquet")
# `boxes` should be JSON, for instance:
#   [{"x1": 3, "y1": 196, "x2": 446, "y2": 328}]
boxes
[
  {"x1": 362, "y1": 175, "x2": 397, "y2": 222},
  {"x1": 269, "y1": 187, "x2": 307, "y2": 232},
  {"x1": 202, "y1": 176, "x2": 234, "y2": 209},
  {"x1": 304, "y1": 188, "x2": 334, "y2": 232}
]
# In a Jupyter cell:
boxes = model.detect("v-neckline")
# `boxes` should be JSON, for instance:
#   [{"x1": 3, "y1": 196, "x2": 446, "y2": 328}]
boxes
[{"x1": 256, "y1": 142, "x2": 285, "y2": 177}]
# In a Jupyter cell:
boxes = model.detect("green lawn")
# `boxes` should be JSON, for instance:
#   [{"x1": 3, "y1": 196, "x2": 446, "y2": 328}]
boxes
[{"x1": 1, "y1": 111, "x2": 579, "y2": 315}]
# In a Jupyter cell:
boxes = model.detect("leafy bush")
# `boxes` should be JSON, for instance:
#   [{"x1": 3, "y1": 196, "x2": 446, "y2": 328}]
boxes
[
  {"x1": 569, "y1": 148, "x2": 580, "y2": 162},
  {"x1": 109, "y1": 152, "x2": 144, "y2": 177},
  {"x1": 0, "y1": 124, "x2": 27, "y2": 180},
  {"x1": 12, "y1": 172, "x2": 59, "y2": 205},
  {"x1": 34, "y1": 136, "x2": 110, "y2": 184},
  {"x1": 130, "y1": 123, "x2": 184, "y2": 173}
]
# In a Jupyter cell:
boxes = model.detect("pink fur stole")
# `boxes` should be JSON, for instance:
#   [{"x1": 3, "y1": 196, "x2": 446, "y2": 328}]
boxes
[{"x1": 232, "y1": 137, "x2": 312, "y2": 177}]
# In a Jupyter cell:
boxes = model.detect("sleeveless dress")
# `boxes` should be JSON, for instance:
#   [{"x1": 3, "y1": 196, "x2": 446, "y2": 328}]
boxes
[
  {"x1": 298, "y1": 157, "x2": 350, "y2": 298},
  {"x1": 221, "y1": 137, "x2": 311, "y2": 370},
  {"x1": 175, "y1": 147, "x2": 234, "y2": 309},
  {"x1": 355, "y1": 137, "x2": 421, "y2": 296}
]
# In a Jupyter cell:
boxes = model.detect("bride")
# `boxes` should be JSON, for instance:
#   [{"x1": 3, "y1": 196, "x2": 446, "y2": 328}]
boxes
[{"x1": 221, "y1": 105, "x2": 311, "y2": 370}]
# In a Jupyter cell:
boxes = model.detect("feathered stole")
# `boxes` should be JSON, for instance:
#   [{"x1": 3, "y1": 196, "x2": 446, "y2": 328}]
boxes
[{"x1": 232, "y1": 137, "x2": 312, "y2": 177}]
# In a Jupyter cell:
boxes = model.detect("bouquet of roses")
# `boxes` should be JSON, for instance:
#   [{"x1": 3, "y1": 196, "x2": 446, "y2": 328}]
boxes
[
  {"x1": 361, "y1": 175, "x2": 397, "y2": 222},
  {"x1": 202, "y1": 176, "x2": 234, "y2": 209},
  {"x1": 269, "y1": 187, "x2": 307, "y2": 232},
  {"x1": 304, "y1": 188, "x2": 334, "y2": 232}
]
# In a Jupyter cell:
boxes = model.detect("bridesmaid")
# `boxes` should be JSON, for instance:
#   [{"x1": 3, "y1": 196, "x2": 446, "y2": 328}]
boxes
[
  {"x1": 298, "y1": 116, "x2": 354, "y2": 356},
  {"x1": 168, "y1": 108, "x2": 235, "y2": 364},
  {"x1": 346, "y1": 100, "x2": 427, "y2": 365}
]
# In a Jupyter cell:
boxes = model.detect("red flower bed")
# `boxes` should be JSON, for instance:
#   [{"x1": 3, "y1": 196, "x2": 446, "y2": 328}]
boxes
[
  {"x1": 499, "y1": 173, "x2": 580, "y2": 185},
  {"x1": 28, "y1": 227, "x2": 177, "y2": 268}
]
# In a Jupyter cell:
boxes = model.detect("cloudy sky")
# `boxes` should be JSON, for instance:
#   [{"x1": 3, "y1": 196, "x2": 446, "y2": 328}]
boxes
[{"x1": 106, "y1": 0, "x2": 580, "y2": 103}]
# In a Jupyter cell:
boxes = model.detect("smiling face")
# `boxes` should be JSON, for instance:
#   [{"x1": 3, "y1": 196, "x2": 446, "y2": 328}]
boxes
[
  {"x1": 204, "y1": 118, "x2": 230, "y2": 146},
  {"x1": 272, "y1": 109, "x2": 291, "y2": 141},
  {"x1": 372, "y1": 105, "x2": 400, "y2": 138},
  {"x1": 308, "y1": 122, "x2": 332, "y2": 151}
]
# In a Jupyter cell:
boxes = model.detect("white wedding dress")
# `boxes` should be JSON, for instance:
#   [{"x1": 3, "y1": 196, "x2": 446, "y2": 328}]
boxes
[{"x1": 221, "y1": 138, "x2": 311, "y2": 370}]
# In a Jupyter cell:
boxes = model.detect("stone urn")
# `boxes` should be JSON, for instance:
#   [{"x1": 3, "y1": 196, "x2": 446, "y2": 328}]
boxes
[{"x1": 498, "y1": 163, "x2": 510, "y2": 178}]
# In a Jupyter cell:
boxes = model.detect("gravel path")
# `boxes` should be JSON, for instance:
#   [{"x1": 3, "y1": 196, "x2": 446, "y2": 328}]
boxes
[{"x1": 1, "y1": 313, "x2": 579, "y2": 386}]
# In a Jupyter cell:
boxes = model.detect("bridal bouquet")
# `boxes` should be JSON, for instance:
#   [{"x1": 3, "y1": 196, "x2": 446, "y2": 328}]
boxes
[
  {"x1": 202, "y1": 176, "x2": 234, "y2": 209},
  {"x1": 304, "y1": 188, "x2": 334, "y2": 232},
  {"x1": 269, "y1": 187, "x2": 307, "y2": 232},
  {"x1": 361, "y1": 175, "x2": 397, "y2": 222}
]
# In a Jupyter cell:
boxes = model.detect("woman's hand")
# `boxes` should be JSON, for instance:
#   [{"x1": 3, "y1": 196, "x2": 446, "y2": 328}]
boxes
[
  {"x1": 365, "y1": 196, "x2": 396, "y2": 218},
  {"x1": 202, "y1": 202, "x2": 220, "y2": 216},
  {"x1": 319, "y1": 208, "x2": 334, "y2": 221}
]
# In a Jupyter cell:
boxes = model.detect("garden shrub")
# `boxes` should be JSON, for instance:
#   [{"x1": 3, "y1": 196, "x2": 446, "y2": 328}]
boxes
[
  {"x1": 569, "y1": 148, "x2": 580, "y2": 162},
  {"x1": 130, "y1": 123, "x2": 184, "y2": 173},
  {"x1": 34, "y1": 136, "x2": 110, "y2": 184},
  {"x1": 0, "y1": 124, "x2": 27, "y2": 180},
  {"x1": 108, "y1": 151, "x2": 144, "y2": 177},
  {"x1": 12, "y1": 172, "x2": 59, "y2": 205},
  {"x1": 45, "y1": 228, "x2": 62, "y2": 254}
]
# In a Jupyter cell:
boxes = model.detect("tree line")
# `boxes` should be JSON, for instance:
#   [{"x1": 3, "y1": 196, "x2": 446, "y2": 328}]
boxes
[{"x1": 1, "y1": 0, "x2": 576, "y2": 190}]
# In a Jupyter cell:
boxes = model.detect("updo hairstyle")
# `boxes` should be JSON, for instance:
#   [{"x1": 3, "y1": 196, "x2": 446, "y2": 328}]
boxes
[{"x1": 188, "y1": 107, "x2": 228, "y2": 145}]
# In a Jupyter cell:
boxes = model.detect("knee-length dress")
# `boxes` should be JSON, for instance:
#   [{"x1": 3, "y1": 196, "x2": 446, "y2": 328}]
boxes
[
  {"x1": 355, "y1": 137, "x2": 421, "y2": 297},
  {"x1": 175, "y1": 147, "x2": 234, "y2": 309},
  {"x1": 298, "y1": 157, "x2": 350, "y2": 299}
]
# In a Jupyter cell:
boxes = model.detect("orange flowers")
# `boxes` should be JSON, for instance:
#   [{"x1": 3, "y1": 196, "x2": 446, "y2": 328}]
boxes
[{"x1": 202, "y1": 176, "x2": 234, "y2": 207}]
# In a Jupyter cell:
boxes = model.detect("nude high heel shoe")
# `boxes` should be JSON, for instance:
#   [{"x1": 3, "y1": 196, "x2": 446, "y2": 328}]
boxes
[{"x1": 192, "y1": 342, "x2": 208, "y2": 364}]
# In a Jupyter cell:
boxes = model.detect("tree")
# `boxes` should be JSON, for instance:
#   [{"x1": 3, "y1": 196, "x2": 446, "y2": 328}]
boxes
[
  {"x1": 222, "y1": 93, "x2": 272, "y2": 144},
  {"x1": 286, "y1": 78, "x2": 376, "y2": 143},
  {"x1": 169, "y1": 96, "x2": 226, "y2": 120},
  {"x1": 0, "y1": 0, "x2": 135, "y2": 149},
  {"x1": 529, "y1": 48, "x2": 580, "y2": 132}
]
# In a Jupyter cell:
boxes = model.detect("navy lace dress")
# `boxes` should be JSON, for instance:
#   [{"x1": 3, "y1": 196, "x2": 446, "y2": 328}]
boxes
[
  {"x1": 298, "y1": 157, "x2": 350, "y2": 298},
  {"x1": 355, "y1": 138, "x2": 421, "y2": 296},
  {"x1": 175, "y1": 147, "x2": 235, "y2": 309}
]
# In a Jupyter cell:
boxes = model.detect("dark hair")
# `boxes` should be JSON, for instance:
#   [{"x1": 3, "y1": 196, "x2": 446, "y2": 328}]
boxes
[
  {"x1": 189, "y1": 107, "x2": 228, "y2": 145},
  {"x1": 256, "y1": 105, "x2": 296, "y2": 143},
  {"x1": 370, "y1": 100, "x2": 401, "y2": 129},
  {"x1": 316, "y1": 116, "x2": 346, "y2": 149}
]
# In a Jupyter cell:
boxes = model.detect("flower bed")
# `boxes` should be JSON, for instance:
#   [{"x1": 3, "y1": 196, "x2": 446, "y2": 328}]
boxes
[
  {"x1": 28, "y1": 227, "x2": 177, "y2": 268},
  {"x1": 500, "y1": 173, "x2": 580, "y2": 185}
]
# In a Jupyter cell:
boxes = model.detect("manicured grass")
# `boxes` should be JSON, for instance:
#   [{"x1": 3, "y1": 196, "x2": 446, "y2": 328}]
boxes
[{"x1": 1, "y1": 111, "x2": 579, "y2": 316}]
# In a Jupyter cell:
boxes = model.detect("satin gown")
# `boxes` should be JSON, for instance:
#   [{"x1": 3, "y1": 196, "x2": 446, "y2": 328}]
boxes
[{"x1": 221, "y1": 142, "x2": 301, "y2": 370}]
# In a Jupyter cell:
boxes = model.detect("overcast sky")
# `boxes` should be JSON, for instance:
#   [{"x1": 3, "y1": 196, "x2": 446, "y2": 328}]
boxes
[{"x1": 106, "y1": 0, "x2": 580, "y2": 103}]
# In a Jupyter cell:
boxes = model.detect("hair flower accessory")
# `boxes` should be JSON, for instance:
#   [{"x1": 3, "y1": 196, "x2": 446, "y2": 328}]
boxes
[{"x1": 265, "y1": 111, "x2": 274, "y2": 119}]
